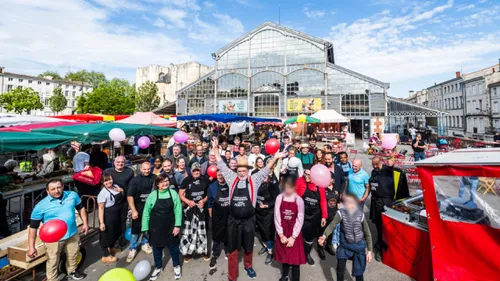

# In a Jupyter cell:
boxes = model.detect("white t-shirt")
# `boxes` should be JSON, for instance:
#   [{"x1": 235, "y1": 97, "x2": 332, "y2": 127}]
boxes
[
  {"x1": 248, "y1": 153, "x2": 265, "y2": 169},
  {"x1": 97, "y1": 186, "x2": 121, "y2": 208}
]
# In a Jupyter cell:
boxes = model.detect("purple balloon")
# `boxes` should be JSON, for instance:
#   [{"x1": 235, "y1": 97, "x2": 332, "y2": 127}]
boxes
[
  {"x1": 173, "y1": 131, "x2": 189, "y2": 143},
  {"x1": 310, "y1": 164, "x2": 332, "y2": 188},
  {"x1": 137, "y1": 136, "x2": 150, "y2": 149}
]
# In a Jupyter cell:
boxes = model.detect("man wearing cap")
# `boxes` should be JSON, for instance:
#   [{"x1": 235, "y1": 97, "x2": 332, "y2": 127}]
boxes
[
  {"x1": 178, "y1": 161, "x2": 210, "y2": 262},
  {"x1": 297, "y1": 143, "x2": 315, "y2": 170},
  {"x1": 212, "y1": 139, "x2": 286, "y2": 281}
]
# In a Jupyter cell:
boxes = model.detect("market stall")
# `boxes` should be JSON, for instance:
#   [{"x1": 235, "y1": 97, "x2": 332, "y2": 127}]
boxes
[
  {"x1": 116, "y1": 112, "x2": 176, "y2": 128},
  {"x1": 0, "y1": 115, "x2": 64, "y2": 127},
  {"x1": 177, "y1": 113, "x2": 281, "y2": 123},
  {"x1": 382, "y1": 148, "x2": 500, "y2": 281},
  {"x1": 0, "y1": 121, "x2": 83, "y2": 132},
  {"x1": 309, "y1": 110, "x2": 349, "y2": 141}
]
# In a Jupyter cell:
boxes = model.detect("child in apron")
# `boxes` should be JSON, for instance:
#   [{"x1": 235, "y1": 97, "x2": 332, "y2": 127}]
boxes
[{"x1": 274, "y1": 176, "x2": 306, "y2": 281}]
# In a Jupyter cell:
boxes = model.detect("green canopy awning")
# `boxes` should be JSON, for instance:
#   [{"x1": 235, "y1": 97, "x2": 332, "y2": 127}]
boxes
[
  {"x1": 33, "y1": 123, "x2": 177, "y2": 143},
  {"x1": 0, "y1": 132, "x2": 73, "y2": 153},
  {"x1": 283, "y1": 115, "x2": 320, "y2": 125}
]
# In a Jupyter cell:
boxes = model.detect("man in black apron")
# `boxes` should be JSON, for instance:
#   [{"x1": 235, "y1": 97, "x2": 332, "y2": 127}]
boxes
[
  {"x1": 256, "y1": 169, "x2": 280, "y2": 265},
  {"x1": 208, "y1": 170, "x2": 229, "y2": 269},
  {"x1": 369, "y1": 156, "x2": 395, "y2": 262},
  {"x1": 179, "y1": 162, "x2": 210, "y2": 262},
  {"x1": 126, "y1": 162, "x2": 156, "y2": 262},
  {"x1": 213, "y1": 139, "x2": 286, "y2": 281}
]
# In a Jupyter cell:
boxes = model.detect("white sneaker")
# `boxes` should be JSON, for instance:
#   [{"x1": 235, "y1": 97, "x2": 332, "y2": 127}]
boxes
[
  {"x1": 142, "y1": 243, "x2": 153, "y2": 254},
  {"x1": 174, "y1": 266, "x2": 181, "y2": 280},
  {"x1": 126, "y1": 249, "x2": 137, "y2": 263},
  {"x1": 149, "y1": 268, "x2": 162, "y2": 281}
]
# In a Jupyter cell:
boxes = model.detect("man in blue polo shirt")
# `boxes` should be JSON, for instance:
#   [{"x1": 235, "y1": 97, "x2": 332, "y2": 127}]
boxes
[
  {"x1": 347, "y1": 159, "x2": 370, "y2": 209},
  {"x1": 28, "y1": 179, "x2": 88, "y2": 281}
]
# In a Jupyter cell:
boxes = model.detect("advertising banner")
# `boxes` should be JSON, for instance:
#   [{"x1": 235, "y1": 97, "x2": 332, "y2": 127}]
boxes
[
  {"x1": 218, "y1": 100, "x2": 248, "y2": 113},
  {"x1": 287, "y1": 98, "x2": 322, "y2": 113}
]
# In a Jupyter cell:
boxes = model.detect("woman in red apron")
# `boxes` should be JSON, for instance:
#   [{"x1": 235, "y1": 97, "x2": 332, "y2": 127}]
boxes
[{"x1": 274, "y1": 176, "x2": 306, "y2": 281}]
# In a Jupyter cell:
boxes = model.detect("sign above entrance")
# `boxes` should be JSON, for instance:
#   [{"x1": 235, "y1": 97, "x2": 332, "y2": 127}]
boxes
[
  {"x1": 218, "y1": 100, "x2": 248, "y2": 113},
  {"x1": 287, "y1": 98, "x2": 322, "y2": 113}
]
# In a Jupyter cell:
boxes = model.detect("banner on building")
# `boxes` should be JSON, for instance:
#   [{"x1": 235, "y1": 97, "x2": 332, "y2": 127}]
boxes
[
  {"x1": 218, "y1": 100, "x2": 248, "y2": 113},
  {"x1": 287, "y1": 98, "x2": 322, "y2": 113}
]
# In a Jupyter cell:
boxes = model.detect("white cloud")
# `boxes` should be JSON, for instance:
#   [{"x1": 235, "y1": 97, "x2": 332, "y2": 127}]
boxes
[
  {"x1": 93, "y1": 0, "x2": 145, "y2": 11},
  {"x1": 457, "y1": 4, "x2": 475, "y2": 11},
  {"x1": 203, "y1": 1, "x2": 215, "y2": 8},
  {"x1": 188, "y1": 14, "x2": 244, "y2": 44},
  {"x1": 304, "y1": 7, "x2": 326, "y2": 20},
  {"x1": 158, "y1": 8, "x2": 187, "y2": 28},
  {"x1": 153, "y1": 18, "x2": 165, "y2": 27},
  {"x1": 458, "y1": 6, "x2": 500, "y2": 28},
  {"x1": 167, "y1": 0, "x2": 200, "y2": 10},
  {"x1": 327, "y1": 0, "x2": 500, "y2": 90},
  {"x1": 0, "y1": 0, "x2": 194, "y2": 81}
]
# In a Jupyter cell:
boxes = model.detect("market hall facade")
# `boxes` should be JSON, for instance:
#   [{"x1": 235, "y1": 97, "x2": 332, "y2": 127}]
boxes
[{"x1": 175, "y1": 22, "x2": 422, "y2": 137}]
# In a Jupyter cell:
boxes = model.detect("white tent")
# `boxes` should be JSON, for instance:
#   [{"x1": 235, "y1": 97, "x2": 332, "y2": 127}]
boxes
[
  {"x1": 116, "y1": 112, "x2": 176, "y2": 128},
  {"x1": 310, "y1": 110, "x2": 350, "y2": 123},
  {"x1": 0, "y1": 114, "x2": 65, "y2": 127}
]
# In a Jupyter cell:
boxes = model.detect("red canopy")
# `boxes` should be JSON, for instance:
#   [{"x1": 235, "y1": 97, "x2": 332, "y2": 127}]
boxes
[
  {"x1": 53, "y1": 114, "x2": 104, "y2": 122},
  {"x1": 0, "y1": 121, "x2": 83, "y2": 132}
]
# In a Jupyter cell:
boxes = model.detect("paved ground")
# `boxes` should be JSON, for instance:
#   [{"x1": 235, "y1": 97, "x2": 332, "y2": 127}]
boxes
[{"x1": 23, "y1": 140, "x2": 416, "y2": 281}]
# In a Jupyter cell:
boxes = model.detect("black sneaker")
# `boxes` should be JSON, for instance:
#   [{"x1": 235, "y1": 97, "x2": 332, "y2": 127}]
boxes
[
  {"x1": 318, "y1": 247, "x2": 326, "y2": 260},
  {"x1": 264, "y1": 253, "x2": 273, "y2": 265},
  {"x1": 258, "y1": 247, "x2": 268, "y2": 256},
  {"x1": 67, "y1": 271, "x2": 86, "y2": 280},
  {"x1": 326, "y1": 245, "x2": 335, "y2": 256},
  {"x1": 209, "y1": 257, "x2": 217, "y2": 269},
  {"x1": 279, "y1": 276, "x2": 289, "y2": 281},
  {"x1": 375, "y1": 251, "x2": 382, "y2": 262},
  {"x1": 306, "y1": 255, "x2": 315, "y2": 266}
]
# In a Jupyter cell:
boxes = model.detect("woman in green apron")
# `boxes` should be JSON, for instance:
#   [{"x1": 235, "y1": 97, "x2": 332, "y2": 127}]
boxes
[{"x1": 142, "y1": 175, "x2": 182, "y2": 280}]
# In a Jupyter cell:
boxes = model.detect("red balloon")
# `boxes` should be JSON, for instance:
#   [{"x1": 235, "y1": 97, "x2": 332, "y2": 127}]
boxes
[
  {"x1": 39, "y1": 219, "x2": 68, "y2": 243},
  {"x1": 207, "y1": 165, "x2": 218, "y2": 178},
  {"x1": 265, "y1": 138, "x2": 280, "y2": 155}
]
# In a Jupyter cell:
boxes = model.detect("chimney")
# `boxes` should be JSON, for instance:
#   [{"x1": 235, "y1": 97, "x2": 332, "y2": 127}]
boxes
[
  {"x1": 0, "y1": 67, "x2": 4, "y2": 73},
  {"x1": 456, "y1": 71, "x2": 461, "y2": 78},
  {"x1": 493, "y1": 68, "x2": 496, "y2": 73}
]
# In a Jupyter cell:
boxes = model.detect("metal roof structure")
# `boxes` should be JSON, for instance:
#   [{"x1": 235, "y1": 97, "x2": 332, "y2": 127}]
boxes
[
  {"x1": 387, "y1": 96, "x2": 447, "y2": 117},
  {"x1": 327, "y1": 63, "x2": 390, "y2": 89},
  {"x1": 416, "y1": 148, "x2": 500, "y2": 166}
]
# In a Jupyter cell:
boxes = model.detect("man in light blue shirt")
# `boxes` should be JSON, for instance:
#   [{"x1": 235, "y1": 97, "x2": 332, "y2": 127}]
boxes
[
  {"x1": 28, "y1": 179, "x2": 88, "y2": 281},
  {"x1": 347, "y1": 159, "x2": 370, "y2": 208}
]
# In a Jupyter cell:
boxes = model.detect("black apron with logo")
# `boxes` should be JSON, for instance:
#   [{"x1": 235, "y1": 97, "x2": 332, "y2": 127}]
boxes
[
  {"x1": 149, "y1": 189, "x2": 179, "y2": 247},
  {"x1": 186, "y1": 177, "x2": 208, "y2": 203},
  {"x1": 302, "y1": 183, "x2": 322, "y2": 241},
  {"x1": 99, "y1": 188, "x2": 124, "y2": 247},
  {"x1": 369, "y1": 170, "x2": 394, "y2": 223},
  {"x1": 325, "y1": 187, "x2": 339, "y2": 221},
  {"x1": 227, "y1": 178, "x2": 256, "y2": 253},
  {"x1": 212, "y1": 183, "x2": 229, "y2": 243},
  {"x1": 255, "y1": 176, "x2": 278, "y2": 242},
  {"x1": 131, "y1": 176, "x2": 155, "y2": 234}
]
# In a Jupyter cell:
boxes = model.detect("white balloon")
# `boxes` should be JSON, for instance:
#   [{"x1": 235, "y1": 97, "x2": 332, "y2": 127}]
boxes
[
  {"x1": 108, "y1": 128, "x2": 126, "y2": 142},
  {"x1": 288, "y1": 157, "x2": 300, "y2": 168},
  {"x1": 133, "y1": 259, "x2": 152, "y2": 281}
]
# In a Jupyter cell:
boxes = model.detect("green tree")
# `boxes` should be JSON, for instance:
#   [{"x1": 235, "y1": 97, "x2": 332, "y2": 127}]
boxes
[
  {"x1": 65, "y1": 70, "x2": 107, "y2": 88},
  {"x1": 0, "y1": 88, "x2": 44, "y2": 114},
  {"x1": 136, "y1": 81, "x2": 160, "y2": 112},
  {"x1": 75, "y1": 79, "x2": 135, "y2": 115},
  {"x1": 38, "y1": 71, "x2": 63, "y2": 80},
  {"x1": 49, "y1": 87, "x2": 67, "y2": 115}
]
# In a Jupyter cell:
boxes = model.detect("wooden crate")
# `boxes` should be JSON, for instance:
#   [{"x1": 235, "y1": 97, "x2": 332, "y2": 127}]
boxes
[{"x1": 7, "y1": 235, "x2": 47, "y2": 270}]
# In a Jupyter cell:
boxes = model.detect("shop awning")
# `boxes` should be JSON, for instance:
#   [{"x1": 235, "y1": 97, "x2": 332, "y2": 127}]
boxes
[
  {"x1": 33, "y1": 123, "x2": 177, "y2": 143},
  {"x1": 0, "y1": 114, "x2": 64, "y2": 127},
  {"x1": 117, "y1": 112, "x2": 176, "y2": 128},
  {"x1": 310, "y1": 110, "x2": 350, "y2": 123},
  {"x1": 0, "y1": 121, "x2": 84, "y2": 132},
  {"x1": 0, "y1": 132, "x2": 73, "y2": 153},
  {"x1": 177, "y1": 114, "x2": 281, "y2": 123}
]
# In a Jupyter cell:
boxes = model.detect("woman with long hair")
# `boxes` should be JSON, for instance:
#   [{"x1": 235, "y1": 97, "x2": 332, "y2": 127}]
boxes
[
  {"x1": 97, "y1": 173, "x2": 124, "y2": 263},
  {"x1": 142, "y1": 175, "x2": 183, "y2": 280},
  {"x1": 314, "y1": 149, "x2": 325, "y2": 165},
  {"x1": 251, "y1": 157, "x2": 265, "y2": 175},
  {"x1": 175, "y1": 157, "x2": 190, "y2": 178}
]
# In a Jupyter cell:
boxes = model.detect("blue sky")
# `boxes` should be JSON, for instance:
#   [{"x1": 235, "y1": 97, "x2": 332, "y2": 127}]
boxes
[{"x1": 1, "y1": 0, "x2": 499, "y2": 97}]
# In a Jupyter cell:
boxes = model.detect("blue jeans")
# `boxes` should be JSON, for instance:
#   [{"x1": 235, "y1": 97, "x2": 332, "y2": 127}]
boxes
[
  {"x1": 153, "y1": 245, "x2": 180, "y2": 269},
  {"x1": 129, "y1": 234, "x2": 149, "y2": 250},
  {"x1": 414, "y1": 152, "x2": 426, "y2": 161},
  {"x1": 459, "y1": 177, "x2": 478, "y2": 204},
  {"x1": 265, "y1": 240, "x2": 274, "y2": 251},
  {"x1": 331, "y1": 225, "x2": 340, "y2": 245}
]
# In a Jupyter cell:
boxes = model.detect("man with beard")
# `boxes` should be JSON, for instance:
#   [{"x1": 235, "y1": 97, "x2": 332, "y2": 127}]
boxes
[
  {"x1": 369, "y1": 157, "x2": 409, "y2": 261},
  {"x1": 309, "y1": 139, "x2": 317, "y2": 154},
  {"x1": 161, "y1": 159, "x2": 184, "y2": 192},
  {"x1": 213, "y1": 139, "x2": 286, "y2": 281},
  {"x1": 255, "y1": 167, "x2": 280, "y2": 265},
  {"x1": 126, "y1": 162, "x2": 156, "y2": 262},
  {"x1": 336, "y1": 152, "x2": 352, "y2": 180},
  {"x1": 168, "y1": 144, "x2": 188, "y2": 170},
  {"x1": 189, "y1": 145, "x2": 208, "y2": 168},
  {"x1": 296, "y1": 169, "x2": 328, "y2": 265},
  {"x1": 179, "y1": 162, "x2": 210, "y2": 262},
  {"x1": 208, "y1": 170, "x2": 229, "y2": 269}
]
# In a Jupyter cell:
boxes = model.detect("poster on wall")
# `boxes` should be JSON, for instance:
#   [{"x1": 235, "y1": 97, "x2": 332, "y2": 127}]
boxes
[
  {"x1": 371, "y1": 117, "x2": 385, "y2": 135},
  {"x1": 287, "y1": 98, "x2": 322, "y2": 113},
  {"x1": 218, "y1": 100, "x2": 248, "y2": 113}
]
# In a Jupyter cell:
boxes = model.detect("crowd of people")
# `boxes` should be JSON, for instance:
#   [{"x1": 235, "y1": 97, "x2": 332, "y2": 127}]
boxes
[{"x1": 24, "y1": 123, "x2": 410, "y2": 281}]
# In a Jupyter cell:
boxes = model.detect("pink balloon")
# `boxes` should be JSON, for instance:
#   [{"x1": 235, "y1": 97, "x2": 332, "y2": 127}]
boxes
[
  {"x1": 382, "y1": 135, "x2": 398, "y2": 149},
  {"x1": 137, "y1": 136, "x2": 150, "y2": 149},
  {"x1": 173, "y1": 131, "x2": 189, "y2": 143},
  {"x1": 310, "y1": 164, "x2": 332, "y2": 188}
]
